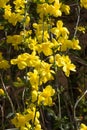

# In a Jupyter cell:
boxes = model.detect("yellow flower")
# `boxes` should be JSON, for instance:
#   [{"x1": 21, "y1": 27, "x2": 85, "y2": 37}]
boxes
[
  {"x1": 28, "y1": 37, "x2": 38, "y2": 51},
  {"x1": 62, "y1": 55, "x2": 76, "y2": 77},
  {"x1": 11, "y1": 53, "x2": 29, "y2": 69},
  {"x1": 55, "y1": 54, "x2": 63, "y2": 67},
  {"x1": 26, "y1": 51, "x2": 40, "y2": 67},
  {"x1": 10, "y1": 13, "x2": 24, "y2": 26},
  {"x1": 61, "y1": 4, "x2": 70, "y2": 15},
  {"x1": 0, "y1": 0, "x2": 9, "y2": 8},
  {"x1": 40, "y1": 41, "x2": 53, "y2": 56},
  {"x1": 80, "y1": 0, "x2": 87, "y2": 9},
  {"x1": 13, "y1": 0, "x2": 26, "y2": 8},
  {"x1": 38, "y1": 85, "x2": 55, "y2": 106},
  {"x1": 37, "y1": 3, "x2": 49, "y2": 17},
  {"x1": 58, "y1": 37, "x2": 72, "y2": 51},
  {"x1": 3, "y1": 5, "x2": 12, "y2": 20},
  {"x1": 11, "y1": 113, "x2": 26, "y2": 128},
  {"x1": 0, "y1": 89, "x2": 5, "y2": 96},
  {"x1": 35, "y1": 124, "x2": 42, "y2": 130},
  {"x1": 48, "y1": 0, "x2": 55, "y2": 3},
  {"x1": 0, "y1": 52, "x2": 10, "y2": 69},
  {"x1": 4, "y1": 4, "x2": 24, "y2": 26},
  {"x1": 0, "y1": 60, "x2": 10, "y2": 69},
  {"x1": 37, "y1": 0, "x2": 62, "y2": 17},
  {"x1": 27, "y1": 69, "x2": 39, "y2": 90},
  {"x1": 32, "y1": 90, "x2": 38, "y2": 102},
  {"x1": 77, "y1": 26, "x2": 86, "y2": 34},
  {"x1": 11, "y1": 106, "x2": 41, "y2": 130},
  {"x1": 36, "y1": 61, "x2": 54, "y2": 84},
  {"x1": 42, "y1": 85, "x2": 55, "y2": 97},
  {"x1": 49, "y1": 56, "x2": 54, "y2": 64},
  {"x1": 62, "y1": 62, "x2": 76, "y2": 77},
  {"x1": 11, "y1": 52, "x2": 40, "y2": 70},
  {"x1": 80, "y1": 123, "x2": 87, "y2": 130},
  {"x1": 55, "y1": 54, "x2": 76, "y2": 77},
  {"x1": 12, "y1": 108, "x2": 31, "y2": 129},
  {"x1": 51, "y1": 0, "x2": 62, "y2": 17},
  {"x1": 51, "y1": 38, "x2": 62, "y2": 51},
  {"x1": 51, "y1": 20, "x2": 69, "y2": 39},
  {"x1": 26, "y1": 107, "x2": 40, "y2": 122},
  {"x1": 24, "y1": 15, "x2": 30, "y2": 26},
  {"x1": 20, "y1": 126, "x2": 28, "y2": 130},
  {"x1": 72, "y1": 38, "x2": 81, "y2": 50},
  {"x1": 7, "y1": 35, "x2": 23, "y2": 49}
]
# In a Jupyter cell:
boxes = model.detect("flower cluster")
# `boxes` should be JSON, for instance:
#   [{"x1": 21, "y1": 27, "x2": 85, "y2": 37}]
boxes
[
  {"x1": 11, "y1": 106, "x2": 42, "y2": 130},
  {"x1": 37, "y1": 0, "x2": 70, "y2": 18},
  {"x1": 0, "y1": 0, "x2": 83, "y2": 129},
  {"x1": 49, "y1": 54, "x2": 76, "y2": 77},
  {"x1": 3, "y1": 0, "x2": 30, "y2": 26}
]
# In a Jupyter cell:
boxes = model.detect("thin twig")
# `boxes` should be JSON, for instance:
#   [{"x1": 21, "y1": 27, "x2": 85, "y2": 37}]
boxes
[
  {"x1": 74, "y1": 90, "x2": 87, "y2": 130},
  {"x1": 0, "y1": 105, "x2": 4, "y2": 130},
  {"x1": 74, "y1": 90, "x2": 87, "y2": 128},
  {"x1": 0, "y1": 74, "x2": 15, "y2": 114},
  {"x1": 74, "y1": 90, "x2": 87, "y2": 120},
  {"x1": 74, "y1": 2, "x2": 80, "y2": 38},
  {"x1": 40, "y1": 108, "x2": 47, "y2": 130}
]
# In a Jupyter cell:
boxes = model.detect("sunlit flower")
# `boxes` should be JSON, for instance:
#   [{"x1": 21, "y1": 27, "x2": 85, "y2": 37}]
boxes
[
  {"x1": 61, "y1": 4, "x2": 70, "y2": 15},
  {"x1": 80, "y1": 0, "x2": 87, "y2": 9},
  {"x1": 27, "y1": 69, "x2": 39, "y2": 90},
  {"x1": 38, "y1": 85, "x2": 55, "y2": 106},
  {"x1": 0, "y1": 0, "x2": 9, "y2": 8},
  {"x1": 72, "y1": 38, "x2": 81, "y2": 50},
  {"x1": 51, "y1": 20, "x2": 69, "y2": 39},
  {"x1": 80, "y1": 123, "x2": 87, "y2": 130},
  {"x1": 36, "y1": 61, "x2": 55, "y2": 84},
  {"x1": 0, "y1": 89, "x2": 5, "y2": 96},
  {"x1": 40, "y1": 41, "x2": 53, "y2": 56}
]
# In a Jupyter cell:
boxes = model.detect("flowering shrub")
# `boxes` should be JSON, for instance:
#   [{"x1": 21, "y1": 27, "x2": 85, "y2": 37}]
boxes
[{"x1": 0, "y1": 0, "x2": 87, "y2": 130}]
